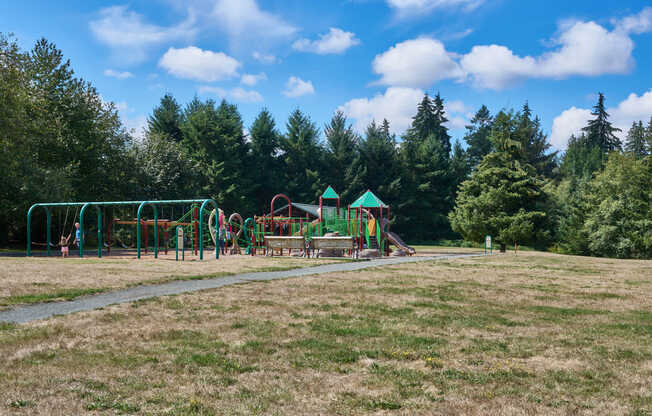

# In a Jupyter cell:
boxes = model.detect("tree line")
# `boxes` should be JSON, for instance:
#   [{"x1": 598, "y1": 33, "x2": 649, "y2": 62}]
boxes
[{"x1": 2, "y1": 35, "x2": 651, "y2": 258}]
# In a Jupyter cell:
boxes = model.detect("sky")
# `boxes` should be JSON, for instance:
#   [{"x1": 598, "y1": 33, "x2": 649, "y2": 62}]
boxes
[{"x1": 2, "y1": 0, "x2": 652, "y2": 150}]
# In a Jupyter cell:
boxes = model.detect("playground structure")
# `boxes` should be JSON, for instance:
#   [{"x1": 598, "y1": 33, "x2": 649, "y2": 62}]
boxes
[
  {"x1": 27, "y1": 199, "x2": 219, "y2": 260},
  {"x1": 26, "y1": 188, "x2": 414, "y2": 260},
  {"x1": 241, "y1": 187, "x2": 415, "y2": 258}
]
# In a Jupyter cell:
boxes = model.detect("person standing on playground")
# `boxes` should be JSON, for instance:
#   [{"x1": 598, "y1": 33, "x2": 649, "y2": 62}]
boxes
[
  {"x1": 74, "y1": 222, "x2": 82, "y2": 248},
  {"x1": 218, "y1": 224, "x2": 226, "y2": 255}
]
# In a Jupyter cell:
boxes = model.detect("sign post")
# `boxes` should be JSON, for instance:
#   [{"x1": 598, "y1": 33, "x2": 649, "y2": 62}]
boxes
[
  {"x1": 176, "y1": 226, "x2": 184, "y2": 261},
  {"x1": 485, "y1": 235, "x2": 492, "y2": 255}
]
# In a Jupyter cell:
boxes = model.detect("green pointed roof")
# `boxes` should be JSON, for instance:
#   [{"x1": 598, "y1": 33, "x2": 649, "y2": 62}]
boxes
[
  {"x1": 350, "y1": 190, "x2": 388, "y2": 208},
  {"x1": 321, "y1": 186, "x2": 339, "y2": 199}
]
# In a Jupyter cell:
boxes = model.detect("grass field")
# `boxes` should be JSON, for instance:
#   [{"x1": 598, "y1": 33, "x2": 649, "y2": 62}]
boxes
[
  {"x1": 0, "y1": 253, "x2": 348, "y2": 309},
  {"x1": 1, "y1": 250, "x2": 650, "y2": 415}
]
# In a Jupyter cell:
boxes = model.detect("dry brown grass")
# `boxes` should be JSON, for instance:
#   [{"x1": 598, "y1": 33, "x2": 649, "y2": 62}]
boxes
[
  {"x1": 0, "y1": 253, "x2": 342, "y2": 307},
  {"x1": 0, "y1": 250, "x2": 651, "y2": 415}
]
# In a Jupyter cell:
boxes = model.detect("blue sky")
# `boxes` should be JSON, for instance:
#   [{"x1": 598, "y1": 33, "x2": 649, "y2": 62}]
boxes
[{"x1": 2, "y1": 0, "x2": 651, "y2": 149}]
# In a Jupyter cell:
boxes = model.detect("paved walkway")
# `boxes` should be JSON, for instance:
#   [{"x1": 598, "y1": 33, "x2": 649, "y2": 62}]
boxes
[{"x1": 0, "y1": 253, "x2": 479, "y2": 324}]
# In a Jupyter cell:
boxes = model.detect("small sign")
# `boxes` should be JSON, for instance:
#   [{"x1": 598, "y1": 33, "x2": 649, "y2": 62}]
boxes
[
  {"x1": 176, "y1": 226, "x2": 184, "y2": 261},
  {"x1": 485, "y1": 235, "x2": 492, "y2": 255}
]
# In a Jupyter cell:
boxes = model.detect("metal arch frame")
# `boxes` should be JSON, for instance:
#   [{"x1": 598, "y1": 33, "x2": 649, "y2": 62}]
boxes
[
  {"x1": 27, "y1": 199, "x2": 219, "y2": 260},
  {"x1": 270, "y1": 194, "x2": 292, "y2": 237}
]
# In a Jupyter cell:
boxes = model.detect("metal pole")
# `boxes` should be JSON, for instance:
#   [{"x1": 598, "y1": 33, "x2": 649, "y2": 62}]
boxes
[
  {"x1": 96, "y1": 207, "x2": 102, "y2": 258},
  {"x1": 46, "y1": 207, "x2": 51, "y2": 257},
  {"x1": 80, "y1": 203, "x2": 91, "y2": 258}
]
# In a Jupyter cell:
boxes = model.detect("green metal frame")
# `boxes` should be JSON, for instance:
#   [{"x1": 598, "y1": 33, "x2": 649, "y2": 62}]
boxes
[{"x1": 27, "y1": 199, "x2": 219, "y2": 260}]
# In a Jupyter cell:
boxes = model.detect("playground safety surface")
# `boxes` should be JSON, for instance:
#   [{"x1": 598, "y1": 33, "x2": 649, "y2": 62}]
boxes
[{"x1": 0, "y1": 253, "x2": 479, "y2": 324}]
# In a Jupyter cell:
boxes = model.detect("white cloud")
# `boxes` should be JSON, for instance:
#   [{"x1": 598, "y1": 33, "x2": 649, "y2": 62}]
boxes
[
  {"x1": 241, "y1": 72, "x2": 267, "y2": 86},
  {"x1": 283, "y1": 76, "x2": 315, "y2": 98},
  {"x1": 550, "y1": 88, "x2": 652, "y2": 149},
  {"x1": 89, "y1": 5, "x2": 196, "y2": 64},
  {"x1": 446, "y1": 100, "x2": 467, "y2": 114},
  {"x1": 252, "y1": 51, "x2": 277, "y2": 64},
  {"x1": 198, "y1": 86, "x2": 263, "y2": 103},
  {"x1": 292, "y1": 27, "x2": 360, "y2": 54},
  {"x1": 159, "y1": 46, "x2": 240, "y2": 82},
  {"x1": 614, "y1": 7, "x2": 652, "y2": 34},
  {"x1": 372, "y1": 37, "x2": 463, "y2": 88},
  {"x1": 104, "y1": 69, "x2": 134, "y2": 79},
  {"x1": 212, "y1": 0, "x2": 297, "y2": 49},
  {"x1": 550, "y1": 107, "x2": 593, "y2": 150},
  {"x1": 338, "y1": 87, "x2": 424, "y2": 134},
  {"x1": 386, "y1": 0, "x2": 484, "y2": 16},
  {"x1": 461, "y1": 21, "x2": 634, "y2": 89}
]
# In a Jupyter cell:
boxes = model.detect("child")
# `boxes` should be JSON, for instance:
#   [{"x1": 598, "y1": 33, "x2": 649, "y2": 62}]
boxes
[
  {"x1": 60, "y1": 233, "x2": 71, "y2": 258},
  {"x1": 218, "y1": 226, "x2": 226, "y2": 255},
  {"x1": 74, "y1": 222, "x2": 82, "y2": 248}
]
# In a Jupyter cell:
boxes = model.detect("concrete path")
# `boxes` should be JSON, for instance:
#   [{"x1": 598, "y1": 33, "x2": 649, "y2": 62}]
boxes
[{"x1": 0, "y1": 253, "x2": 479, "y2": 324}]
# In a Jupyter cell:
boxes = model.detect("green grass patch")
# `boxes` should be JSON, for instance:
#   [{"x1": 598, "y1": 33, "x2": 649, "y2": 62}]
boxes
[{"x1": 0, "y1": 288, "x2": 106, "y2": 307}]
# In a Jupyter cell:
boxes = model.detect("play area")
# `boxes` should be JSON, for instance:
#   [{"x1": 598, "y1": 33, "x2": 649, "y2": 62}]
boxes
[{"x1": 25, "y1": 187, "x2": 416, "y2": 261}]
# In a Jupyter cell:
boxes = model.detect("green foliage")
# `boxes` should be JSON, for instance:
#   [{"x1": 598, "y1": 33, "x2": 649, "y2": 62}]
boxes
[
  {"x1": 249, "y1": 108, "x2": 283, "y2": 211},
  {"x1": 582, "y1": 93, "x2": 622, "y2": 153},
  {"x1": 449, "y1": 112, "x2": 553, "y2": 247},
  {"x1": 281, "y1": 109, "x2": 324, "y2": 203},
  {"x1": 323, "y1": 111, "x2": 361, "y2": 200},
  {"x1": 582, "y1": 154, "x2": 652, "y2": 258},
  {"x1": 463, "y1": 105, "x2": 493, "y2": 169},
  {"x1": 147, "y1": 93, "x2": 183, "y2": 142},
  {"x1": 624, "y1": 121, "x2": 648, "y2": 159}
]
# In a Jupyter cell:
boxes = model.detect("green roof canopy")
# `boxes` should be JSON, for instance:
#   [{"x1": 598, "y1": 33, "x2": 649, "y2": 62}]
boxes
[
  {"x1": 350, "y1": 190, "x2": 388, "y2": 208},
  {"x1": 321, "y1": 186, "x2": 339, "y2": 199}
]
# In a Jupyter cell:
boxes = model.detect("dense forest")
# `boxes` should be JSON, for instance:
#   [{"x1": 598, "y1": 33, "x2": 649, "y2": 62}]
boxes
[{"x1": 2, "y1": 35, "x2": 651, "y2": 258}]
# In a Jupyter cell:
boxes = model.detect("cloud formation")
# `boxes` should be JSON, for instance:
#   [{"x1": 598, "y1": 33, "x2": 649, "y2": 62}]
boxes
[
  {"x1": 386, "y1": 0, "x2": 484, "y2": 16},
  {"x1": 104, "y1": 69, "x2": 134, "y2": 79},
  {"x1": 372, "y1": 38, "x2": 462, "y2": 88},
  {"x1": 373, "y1": 9, "x2": 650, "y2": 90},
  {"x1": 283, "y1": 76, "x2": 315, "y2": 98},
  {"x1": 212, "y1": 0, "x2": 297, "y2": 50},
  {"x1": 241, "y1": 73, "x2": 267, "y2": 86},
  {"x1": 90, "y1": 5, "x2": 196, "y2": 64},
  {"x1": 198, "y1": 86, "x2": 264, "y2": 103},
  {"x1": 293, "y1": 28, "x2": 360, "y2": 54},
  {"x1": 158, "y1": 46, "x2": 241, "y2": 82}
]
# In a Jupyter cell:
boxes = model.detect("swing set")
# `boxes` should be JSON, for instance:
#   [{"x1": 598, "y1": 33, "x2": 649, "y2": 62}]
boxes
[{"x1": 27, "y1": 199, "x2": 220, "y2": 260}]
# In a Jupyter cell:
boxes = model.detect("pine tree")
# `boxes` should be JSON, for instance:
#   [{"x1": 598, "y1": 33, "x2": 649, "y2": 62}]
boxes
[
  {"x1": 624, "y1": 121, "x2": 647, "y2": 158},
  {"x1": 582, "y1": 93, "x2": 622, "y2": 153},
  {"x1": 560, "y1": 134, "x2": 603, "y2": 178},
  {"x1": 359, "y1": 120, "x2": 400, "y2": 203},
  {"x1": 147, "y1": 93, "x2": 183, "y2": 142},
  {"x1": 449, "y1": 129, "x2": 553, "y2": 248},
  {"x1": 514, "y1": 102, "x2": 558, "y2": 178},
  {"x1": 281, "y1": 109, "x2": 324, "y2": 203},
  {"x1": 324, "y1": 111, "x2": 360, "y2": 195},
  {"x1": 450, "y1": 140, "x2": 470, "y2": 198},
  {"x1": 250, "y1": 109, "x2": 282, "y2": 210},
  {"x1": 433, "y1": 93, "x2": 451, "y2": 155},
  {"x1": 407, "y1": 94, "x2": 437, "y2": 143},
  {"x1": 644, "y1": 116, "x2": 652, "y2": 155},
  {"x1": 464, "y1": 105, "x2": 493, "y2": 169}
]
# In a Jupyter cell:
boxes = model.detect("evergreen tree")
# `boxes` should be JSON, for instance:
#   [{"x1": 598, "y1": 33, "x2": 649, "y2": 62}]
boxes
[
  {"x1": 324, "y1": 111, "x2": 360, "y2": 196},
  {"x1": 250, "y1": 109, "x2": 282, "y2": 211},
  {"x1": 583, "y1": 153, "x2": 652, "y2": 258},
  {"x1": 147, "y1": 93, "x2": 183, "y2": 142},
  {"x1": 560, "y1": 134, "x2": 603, "y2": 178},
  {"x1": 433, "y1": 93, "x2": 451, "y2": 155},
  {"x1": 646, "y1": 116, "x2": 652, "y2": 154},
  {"x1": 281, "y1": 109, "x2": 324, "y2": 203},
  {"x1": 450, "y1": 140, "x2": 470, "y2": 198},
  {"x1": 514, "y1": 102, "x2": 558, "y2": 178},
  {"x1": 449, "y1": 126, "x2": 553, "y2": 248},
  {"x1": 624, "y1": 120, "x2": 647, "y2": 158},
  {"x1": 359, "y1": 120, "x2": 400, "y2": 205},
  {"x1": 407, "y1": 94, "x2": 437, "y2": 143},
  {"x1": 463, "y1": 105, "x2": 493, "y2": 169},
  {"x1": 582, "y1": 93, "x2": 622, "y2": 153}
]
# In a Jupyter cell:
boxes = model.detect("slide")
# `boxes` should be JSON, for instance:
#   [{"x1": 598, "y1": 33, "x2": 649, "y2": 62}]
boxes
[{"x1": 385, "y1": 231, "x2": 416, "y2": 255}]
